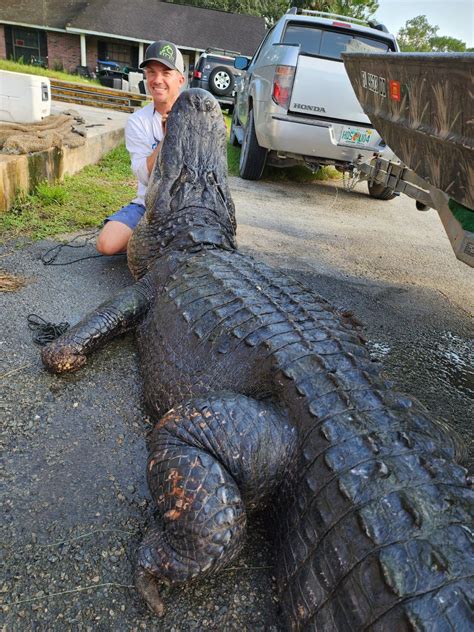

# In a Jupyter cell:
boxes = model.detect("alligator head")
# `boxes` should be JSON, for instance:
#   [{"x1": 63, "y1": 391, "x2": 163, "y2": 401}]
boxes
[{"x1": 128, "y1": 88, "x2": 237, "y2": 279}]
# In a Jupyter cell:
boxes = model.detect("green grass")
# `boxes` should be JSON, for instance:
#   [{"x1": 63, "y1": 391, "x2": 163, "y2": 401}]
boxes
[
  {"x1": 35, "y1": 182, "x2": 69, "y2": 205},
  {"x1": 1, "y1": 144, "x2": 135, "y2": 240},
  {"x1": 0, "y1": 59, "x2": 99, "y2": 84},
  {"x1": 449, "y1": 198, "x2": 474, "y2": 233},
  {"x1": 223, "y1": 113, "x2": 340, "y2": 182},
  {"x1": 1, "y1": 117, "x2": 341, "y2": 241}
]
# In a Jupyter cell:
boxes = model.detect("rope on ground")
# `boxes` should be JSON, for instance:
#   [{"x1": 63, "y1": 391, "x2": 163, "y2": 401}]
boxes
[
  {"x1": 26, "y1": 231, "x2": 126, "y2": 345},
  {"x1": 41, "y1": 229, "x2": 126, "y2": 265},
  {"x1": 27, "y1": 313, "x2": 70, "y2": 346},
  {"x1": 42, "y1": 229, "x2": 98, "y2": 265}
]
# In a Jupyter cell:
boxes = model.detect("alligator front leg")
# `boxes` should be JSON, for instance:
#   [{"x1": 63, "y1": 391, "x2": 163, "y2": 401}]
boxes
[
  {"x1": 135, "y1": 391, "x2": 297, "y2": 616},
  {"x1": 41, "y1": 277, "x2": 154, "y2": 373}
]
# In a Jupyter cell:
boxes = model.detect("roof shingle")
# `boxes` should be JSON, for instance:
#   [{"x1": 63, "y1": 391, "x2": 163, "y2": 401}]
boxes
[
  {"x1": 1, "y1": 0, "x2": 266, "y2": 56},
  {"x1": 0, "y1": 0, "x2": 87, "y2": 31}
]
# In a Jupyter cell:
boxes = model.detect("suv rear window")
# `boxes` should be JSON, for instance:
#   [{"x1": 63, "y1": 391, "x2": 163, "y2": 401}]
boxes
[
  {"x1": 282, "y1": 24, "x2": 392, "y2": 60},
  {"x1": 199, "y1": 55, "x2": 235, "y2": 67}
]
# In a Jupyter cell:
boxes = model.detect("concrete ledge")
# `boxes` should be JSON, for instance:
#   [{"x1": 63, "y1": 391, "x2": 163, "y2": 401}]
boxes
[{"x1": 1, "y1": 101, "x2": 129, "y2": 212}]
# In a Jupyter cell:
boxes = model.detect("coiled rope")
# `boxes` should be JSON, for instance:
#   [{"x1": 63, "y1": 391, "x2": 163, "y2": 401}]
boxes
[
  {"x1": 28, "y1": 230, "x2": 124, "y2": 344},
  {"x1": 27, "y1": 313, "x2": 70, "y2": 346}
]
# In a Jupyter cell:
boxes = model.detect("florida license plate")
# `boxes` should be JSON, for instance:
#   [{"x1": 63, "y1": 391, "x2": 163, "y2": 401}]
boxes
[{"x1": 339, "y1": 125, "x2": 374, "y2": 148}]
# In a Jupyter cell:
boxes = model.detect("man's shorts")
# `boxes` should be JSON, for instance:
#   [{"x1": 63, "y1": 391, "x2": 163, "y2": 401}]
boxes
[{"x1": 104, "y1": 202, "x2": 146, "y2": 230}]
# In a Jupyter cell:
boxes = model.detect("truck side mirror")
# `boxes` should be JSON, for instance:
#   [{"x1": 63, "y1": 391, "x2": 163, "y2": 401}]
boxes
[{"x1": 234, "y1": 56, "x2": 250, "y2": 71}]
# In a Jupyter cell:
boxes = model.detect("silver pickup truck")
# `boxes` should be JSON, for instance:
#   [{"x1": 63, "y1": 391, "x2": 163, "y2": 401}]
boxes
[{"x1": 230, "y1": 7, "x2": 400, "y2": 199}]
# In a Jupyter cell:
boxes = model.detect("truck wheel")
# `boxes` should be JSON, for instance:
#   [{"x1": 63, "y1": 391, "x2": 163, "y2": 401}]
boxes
[
  {"x1": 239, "y1": 110, "x2": 267, "y2": 180},
  {"x1": 209, "y1": 66, "x2": 235, "y2": 96},
  {"x1": 368, "y1": 181, "x2": 396, "y2": 200},
  {"x1": 229, "y1": 108, "x2": 241, "y2": 147}
]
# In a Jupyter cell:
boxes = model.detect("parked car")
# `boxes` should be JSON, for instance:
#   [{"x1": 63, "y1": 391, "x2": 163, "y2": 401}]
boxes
[
  {"x1": 190, "y1": 48, "x2": 245, "y2": 112},
  {"x1": 230, "y1": 7, "x2": 400, "y2": 199}
]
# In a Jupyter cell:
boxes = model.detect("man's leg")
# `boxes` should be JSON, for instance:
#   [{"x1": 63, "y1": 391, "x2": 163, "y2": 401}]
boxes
[
  {"x1": 96, "y1": 221, "x2": 133, "y2": 255},
  {"x1": 96, "y1": 202, "x2": 146, "y2": 255}
]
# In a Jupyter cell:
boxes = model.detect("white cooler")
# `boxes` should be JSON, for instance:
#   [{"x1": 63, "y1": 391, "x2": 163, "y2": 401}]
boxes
[{"x1": 0, "y1": 69, "x2": 51, "y2": 124}]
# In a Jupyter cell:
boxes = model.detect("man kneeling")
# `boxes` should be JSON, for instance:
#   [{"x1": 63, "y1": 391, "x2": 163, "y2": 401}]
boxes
[{"x1": 96, "y1": 40, "x2": 185, "y2": 255}]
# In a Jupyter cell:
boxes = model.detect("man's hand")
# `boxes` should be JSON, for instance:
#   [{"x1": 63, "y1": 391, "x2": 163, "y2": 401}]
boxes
[
  {"x1": 162, "y1": 110, "x2": 170, "y2": 135},
  {"x1": 146, "y1": 111, "x2": 171, "y2": 175}
]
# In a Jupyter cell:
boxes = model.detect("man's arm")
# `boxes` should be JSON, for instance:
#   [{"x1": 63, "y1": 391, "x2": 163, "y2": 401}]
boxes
[
  {"x1": 126, "y1": 112, "x2": 165, "y2": 186},
  {"x1": 145, "y1": 113, "x2": 168, "y2": 174},
  {"x1": 146, "y1": 145, "x2": 160, "y2": 175}
]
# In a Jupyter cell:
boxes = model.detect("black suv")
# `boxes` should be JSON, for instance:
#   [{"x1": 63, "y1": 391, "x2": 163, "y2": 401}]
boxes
[{"x1": 190, "y1": 48, "x2": 243, "y2": 112}]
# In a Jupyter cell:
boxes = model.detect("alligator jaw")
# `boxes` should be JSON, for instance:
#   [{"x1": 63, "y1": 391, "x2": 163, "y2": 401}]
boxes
[{"x1": 128, "y1": 88, "x2": 237, "y2": 280}]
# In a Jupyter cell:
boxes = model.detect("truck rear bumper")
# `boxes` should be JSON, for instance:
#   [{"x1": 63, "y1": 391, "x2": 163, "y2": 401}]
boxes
[{"x1": 258, "y1": 110, "x2": 395, "y2": 164}]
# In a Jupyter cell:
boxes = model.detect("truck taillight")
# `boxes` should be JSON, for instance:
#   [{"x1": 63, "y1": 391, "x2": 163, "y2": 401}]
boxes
[
  {"x1": 193, "y1": 70, "x2": 202, "y2": 79},
  {"x1": 272, "y1": 65, "x2": 295, "y2": 109}
]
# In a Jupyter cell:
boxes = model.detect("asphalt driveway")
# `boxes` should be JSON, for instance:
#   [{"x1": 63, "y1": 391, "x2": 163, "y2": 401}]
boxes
[{"x1": 2, "y1": 175, "x2": 472, "y2": 630}]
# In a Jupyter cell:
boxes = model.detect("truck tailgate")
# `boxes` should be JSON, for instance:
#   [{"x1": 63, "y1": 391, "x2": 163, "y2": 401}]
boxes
[{"x1": 289, "y1": 56, "x2": 370, "y2": 125}]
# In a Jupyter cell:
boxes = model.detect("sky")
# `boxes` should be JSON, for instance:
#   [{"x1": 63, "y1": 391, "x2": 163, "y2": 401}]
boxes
[{"x1": 374, "y1": 0, "x2": 474, "y2": 47}]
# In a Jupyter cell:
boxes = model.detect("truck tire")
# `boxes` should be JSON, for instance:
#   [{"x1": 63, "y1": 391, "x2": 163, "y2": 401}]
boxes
[
  {"x1": 239, "y1": 109, "x2": 267, "y2": 181},
  {"x1": 209, "y1": 66, "x2": 235, "y2": 97},
  {"x1": 368, "y1": 180, "x2": 396, "y2": 200},
  {"x1": 229, "y1": 108, "x2": 241, "y2": 147}
]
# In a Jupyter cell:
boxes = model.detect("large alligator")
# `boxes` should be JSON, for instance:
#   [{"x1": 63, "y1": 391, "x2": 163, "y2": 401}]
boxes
[{"x1": 42, "y1": 89, "x2": 473, "y2": 630}]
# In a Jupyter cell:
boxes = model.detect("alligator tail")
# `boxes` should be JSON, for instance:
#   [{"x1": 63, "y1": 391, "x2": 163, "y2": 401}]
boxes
[{"x1": 274, "y1": 351, "x2": 473, "y2": 630}]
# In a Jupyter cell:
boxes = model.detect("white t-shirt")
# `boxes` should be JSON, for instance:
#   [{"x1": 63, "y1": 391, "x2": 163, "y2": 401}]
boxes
[{"x1": 125, "y1": 102, "x2": 164, "y2": 206}]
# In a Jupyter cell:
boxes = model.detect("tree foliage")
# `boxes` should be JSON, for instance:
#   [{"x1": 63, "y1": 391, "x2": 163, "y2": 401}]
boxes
[
  {"x1": 397, "y1": 15, "x2": 438, "y2": 51},
  {"x1": 166, "y1": 1, "x2": 472, "y2": 47},
  {"x1": 165, "y1": 0, "x2": 379, "y2": 25},
  {"x1": 164, "y1": 0, "x2": 288, "y2": 25},
  {"x1": 429, "y1": 35, "x2": 469, "y2": 52},
  {"x1": 292, "y1": 0, "x2": 379, "y2": 21},
  {"x1": 397, "y1": 15, "x2": 471, "y2": 52}
]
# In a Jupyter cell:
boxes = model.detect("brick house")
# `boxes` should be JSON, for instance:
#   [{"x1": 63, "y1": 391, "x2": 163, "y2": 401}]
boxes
[{"x1": 0, "y1": 0, "x2": 266, "y2": 83}]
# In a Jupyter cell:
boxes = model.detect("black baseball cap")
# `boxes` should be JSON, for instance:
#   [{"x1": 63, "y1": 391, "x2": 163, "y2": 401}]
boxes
[{"x1": 139, "y1": 40, "x2": 184, "y2": 74}]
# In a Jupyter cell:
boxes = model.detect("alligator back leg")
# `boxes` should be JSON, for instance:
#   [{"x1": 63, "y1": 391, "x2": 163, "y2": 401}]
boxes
[
  {"x1": 135, "y1": 391, "x2": 296, "y2": 615},
  {"x1": 41, "y1": 276, "x2": 154, "y2": 373}
]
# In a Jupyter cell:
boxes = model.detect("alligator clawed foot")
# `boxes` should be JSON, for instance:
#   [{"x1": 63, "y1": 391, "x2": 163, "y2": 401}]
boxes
[
  {"x1": 135, "y1": 567, "x2": 165, "y2": 617},
  {"x1": 41, "y1": 344, "x2": 87, "y2": 374}
]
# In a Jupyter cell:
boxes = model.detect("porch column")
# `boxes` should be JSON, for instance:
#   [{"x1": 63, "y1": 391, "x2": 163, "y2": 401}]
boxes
[
  {"x1": 138, "y1": 42, "x2": 145, "y2": 65},
  {"x1": 80, "y1": 34, "x2": 87, "y2": 66}
]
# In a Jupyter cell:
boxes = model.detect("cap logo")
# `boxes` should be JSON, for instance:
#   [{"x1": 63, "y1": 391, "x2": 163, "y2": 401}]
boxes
[{"x1": 159, "y1": 44, "x2": 175, "y2": 61}]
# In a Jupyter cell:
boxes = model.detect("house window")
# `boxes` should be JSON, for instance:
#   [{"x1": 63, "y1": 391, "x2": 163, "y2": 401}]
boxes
[
  {"x1": 8, "y1": 26, "x2": 47, "y2": 64},
  {"x1": 97, "y1": 41, "x2": 138, "y2": 68}
]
